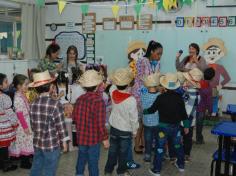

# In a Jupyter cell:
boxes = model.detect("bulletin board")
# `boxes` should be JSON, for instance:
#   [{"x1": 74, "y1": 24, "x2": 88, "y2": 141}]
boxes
[{"x1": 55, "y1": 31, "x2": 86, "y2": 61}]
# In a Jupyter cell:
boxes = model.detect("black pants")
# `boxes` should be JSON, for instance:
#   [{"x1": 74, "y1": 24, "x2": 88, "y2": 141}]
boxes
[
  {"x1": 196, "y1": 112, "x2": 205, "y2": 142},
  {"x1": 0, "y1": 147, "x2": 9, "y2": 169},
  {"x1": 181, "y1": 127, "x2": 193, "y2": 156}
]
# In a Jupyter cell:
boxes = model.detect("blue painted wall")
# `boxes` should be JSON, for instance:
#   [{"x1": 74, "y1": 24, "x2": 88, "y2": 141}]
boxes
[{"x1": 96, "y1": 28, "x2": 236, "y2": 83}]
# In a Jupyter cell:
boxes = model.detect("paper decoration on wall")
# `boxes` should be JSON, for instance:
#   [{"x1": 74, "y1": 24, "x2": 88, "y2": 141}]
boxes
[
  {"x1": 85, "y1": 34, "x2": 96, "y2": 63},
  {"x1": 35, "y1": 0, "x2": 45, "y2": 7},
  {"x1": 176, "y1": 17, "x2": 185, "y2": 27},
  {"x1": 195, "y1": 17, "x2": 201, "y2": 27},
  {"x1": 202, "y1": 38, "x2": 231, "y2": 115},
  {"x1": 201, "y1": 17, "x2": 210, "y2": 27},
  {"x1": 58, "y1": 0, "x2": 67, "y2": 15},
  {"x1": 81, "y1": 4, "x2": 89, "y2": 15},
  {"x1": 228, "y1": 16, "x2": 236, "y2": 27},
  {"x1": 65, "y1": 22, "x2": 75, "y2": 31},
  {"x1": 134, "y1": 3, "x2": 142, "y2": 16},
  {"x1": 137, "y1": 14, "x2": 153, "y2": 30},
  {"x1": 119, "y1": 16, "x2": 135, "y2": 30},
  {"x1": 148, "y1": 0, "x2": 156, "y2": 9},
  {"x1": 157, "y1": 0, "x2": 164, "y2": 10},
  {"x1": 112, "y1": 5, "x2": 120, "y2": 18},
  {"x1": 210, "y1": 16, "x2": 218, "y2": 27},
  {"x1": 127, "y1": 41, "x2": 147, "y2": 77},
  {"x1": 103, "y1": 18, "x2": 117, "y2": 30},
  {"x1": 219, "y1": 17, "x2": 227, "y2": 27},
  {"x1": 82, "y1": 13, "x2": 96, "y2": 34},
  {"x1": 184, "y1": 17, "x2": 194, "y2": 27},
  {"x1": 55, "y1": 31, "x2": 86, "y2": 60}
]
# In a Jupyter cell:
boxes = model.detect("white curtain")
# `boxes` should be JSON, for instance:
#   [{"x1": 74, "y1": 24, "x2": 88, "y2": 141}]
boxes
[{"x1": 21, "y1": 4, "x2": 46, "y2": 59}]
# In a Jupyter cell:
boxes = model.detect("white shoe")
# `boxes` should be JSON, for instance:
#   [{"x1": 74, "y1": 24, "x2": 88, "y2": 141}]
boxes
[
  {"x1": 149, "y1": 169, "x2": 161, "y2": 176},
  {"x1": 174, "y1": 162, "x2": 185, "y2": 172}
]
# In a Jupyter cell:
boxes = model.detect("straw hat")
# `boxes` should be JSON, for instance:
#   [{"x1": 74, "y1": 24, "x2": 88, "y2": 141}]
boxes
[
  {"x1": 79, "y1": 70, "x2": 103, "y2": 88},
  {"x1": 160, "y1": 73, "x2": 180, "y2": 90},
  {"x1": 28, "y1": 70, "x2": 56, "y2": 88},
  {"x1": 143, "y1": 72, "x2": 160, "y2": 87},
  {"x1": 127, "y1": 41, "x2": 146, "y2": 54},
  {"x1": 202, "y1": 38, "x2": 227, "y2": 55},
  {"x1": 177, "y1": 72, "x2": 186, "y2": 84},
  {"x1": 110, "y1": 68, "x2": 134, "y2": 86},
  {"x1": 182, "y1": 68, "x2": 203, "y2": 88}
]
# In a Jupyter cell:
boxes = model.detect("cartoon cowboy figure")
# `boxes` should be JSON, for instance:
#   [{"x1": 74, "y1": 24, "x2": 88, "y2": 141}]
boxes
[
  {"x1": 202, "y1": 38, "x2": 231, "y2": 116},
  {"x1": 127, "y1": 41, "x2": 147, "y2": 77}
]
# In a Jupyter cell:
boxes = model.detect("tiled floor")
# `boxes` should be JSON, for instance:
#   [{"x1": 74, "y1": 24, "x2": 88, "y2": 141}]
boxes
[{"x1": 1, "y1": 127, "x2": 217, "y2": 176}]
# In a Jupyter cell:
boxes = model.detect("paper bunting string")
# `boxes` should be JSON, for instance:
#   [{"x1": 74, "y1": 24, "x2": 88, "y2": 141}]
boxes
[
  {"x1": 157, "y1": 0, "x2": 163, "y2": 10},
  {"x1": 148, "y1": 0, "x2": 156, "y2": 9},
  {"x1": 58, "y1": 0, "x2": 67, "y2": 14},
  {"x1": 35, "y1": 0, "x2": 45, "y2": 7},
  {"x1": 112, "y1": 5, "x2": 120, "y2": 18},
  {"x1": 81, "y1": 4, "x2": 89, "y2": 15},
  {"x1": 134, "y1": 3, "x2": 142, "y2": 16},
  {"x1": 163, "y1": 0, "x2": 170, "y2": 11},
  {"x1": 170, "y1": 0, "x2": 177, "y2": 9}
]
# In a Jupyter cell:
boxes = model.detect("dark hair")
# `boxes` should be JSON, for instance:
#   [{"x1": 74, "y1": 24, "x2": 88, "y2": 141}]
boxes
[
  {"x1": 57, "y1": 71, "x2": 69, "y2": 101},
  {"x1": 104, "y1": 84, "x2": 112, "y2": 95},
  {"x1": 144, "y1": 40, "x2": 163, "y2": 58},
  {"x1": 66, "y1": 45, "x2": 78, "y2": 67},
  {"x1": 46, "y1": 44, "x2": 60, "y2": 58},
  {"x1": 71, "y1": 67, "x2": 82, "y2": 84},
  {"x1": 83, "y1": 86, "x2": 97, "y2": 92},
  {"x1": 85, "y1": 64, "x2": 100, "y2": 72},
  {"x1": 204, "y1": 68, "x2": 215, "y2": 80},
  {"x1": 0, "y1": 73, "x2": 7, "y2": 90},
  {"x1": 13, "y1": 74, "x2": 28, "y2": 89},
  {"x1": 189, "y1": 43, "x2": 200, "y2": 55},
  {"x1": 116, "y1": 85, "x2": 128, "y2": 90},
  {"x1": 35, "y1": 83, "x2": 51, "y2": 94}
]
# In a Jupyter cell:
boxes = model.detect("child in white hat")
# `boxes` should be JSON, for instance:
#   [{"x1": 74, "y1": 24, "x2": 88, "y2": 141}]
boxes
[
  {"x1": 144, "y1": 73, "x2": 189, "y2": 176},
  {"x1": 141, "y1": 73, "x2": 160, "y2": 162},
  {"x1": 105, "y1": 68, "x2": 139, "y2": 176}
]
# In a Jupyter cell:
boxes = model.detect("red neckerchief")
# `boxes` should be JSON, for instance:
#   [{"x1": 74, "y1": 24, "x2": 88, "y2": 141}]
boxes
[
  {"x1": 200, "y1": 80, "x2": 209, "y2": 89},
  {"x1": 112, "y1": 90, "x2": 131, "y2": 104},
  {"x1": 209, "y1": 64, "x2": 217, "y2": 70}
]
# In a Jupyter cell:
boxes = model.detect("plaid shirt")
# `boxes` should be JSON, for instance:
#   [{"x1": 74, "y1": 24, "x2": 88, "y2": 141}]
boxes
[
  {"x1": 30, "y1": 95, "x2": 68, "y2": 151},
  {"x1": 73, "y1": 92, "x2": 108, "y2": 146}
]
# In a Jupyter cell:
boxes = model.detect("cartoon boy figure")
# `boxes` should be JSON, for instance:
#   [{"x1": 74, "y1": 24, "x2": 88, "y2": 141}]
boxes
[
  {"x1": 202, "y1": 38, "x2": 231, "y2": 116},
  {"x1": 127, "y1": 41, "x2": 146, "y2": 77}
]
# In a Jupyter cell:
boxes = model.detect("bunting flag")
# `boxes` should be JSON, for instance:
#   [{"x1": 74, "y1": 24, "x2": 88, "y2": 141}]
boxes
[
  {"x1": 163, "y1": 0, "x2": 170, "y2": 11},
  {"x1": 134, "y1": 3, "x2": 142, "y2": 16},
  {"x1": 170, "y1": 0, "x2": 177, "y2": 9},
  {"x1": 35, "y1": 0, "x2": 45, "y2": 7},
  {"x1": 112, "y1": 5, "x2": 120, "y2": 18},
  {"x1": 148, "y1": 0, "x2": 156, "y2": 9},
  {"x1": 58, "y1": 0, "x2": 67, "y2": 14},
  {"x1": 157, "y1": 0, "x2": 163, "y2": 10},
  {"x1": 182, "y1": 0, "x2": 193, "y2": 6},
  {"x1": 81, "y1": 4, "x2": 89, "y2": 15}
]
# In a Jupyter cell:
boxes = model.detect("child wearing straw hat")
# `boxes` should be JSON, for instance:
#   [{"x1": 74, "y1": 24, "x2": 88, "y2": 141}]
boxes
[
  {"x1": 104, "y1": 68, "x2": 139, "y2": 176},
  {"x1": 29, "y1": 70, "x2": 69, "y2": 176},
  {"x1": 141, "y1": 73, "x2": 160, "y2": 162},
  {"x1": 73, "y1": 70, "x2": 109, "y2": 176},
  {"x1": 144, "y1": 73, "x2": 189, "y2": 176}
]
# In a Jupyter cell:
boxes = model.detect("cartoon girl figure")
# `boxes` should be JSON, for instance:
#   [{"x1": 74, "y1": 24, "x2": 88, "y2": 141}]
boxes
[{"x1": 202, "y1": 38, "x2": 231, "y2": 116}]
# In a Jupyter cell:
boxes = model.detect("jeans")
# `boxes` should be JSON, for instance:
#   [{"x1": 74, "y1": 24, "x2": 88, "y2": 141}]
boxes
[
  {"x1": 212, "y1": 96, "x2": 219, "y2": 114},
  {"x1": 196, "y1": 112, "x2": 205, "y2": 142},
  {"x1": 30, "y1": 148, "x2": 60, "y2": 176},
  {"x1": 152, "y1": 124, "x2": 184, "y2": 173},
  {"x1": 144, "y1": 126, "x2": 158, "y2": 159},
  {"x1": 76, "y1": 144, "x2": 100, "y2": 176},
  {"x1": 127, "y1": 139, "x2": 133, "y2": 162},
  {"x1": 181, "y1": 127, "x2": 193, "y2": 156},
  {"x1": 105, "y1": 127, "x2": 131, "y2": 174}
]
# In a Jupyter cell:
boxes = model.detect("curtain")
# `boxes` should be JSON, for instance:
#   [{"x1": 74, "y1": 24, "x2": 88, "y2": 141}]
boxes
[{"x1": 21, "y1": 4, "x2": 45, "y2": 59}]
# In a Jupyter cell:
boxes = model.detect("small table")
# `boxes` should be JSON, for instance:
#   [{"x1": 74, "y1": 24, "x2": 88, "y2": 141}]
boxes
[{"x1": 211, "y1": 121, "x2": 236, "y2": 176}]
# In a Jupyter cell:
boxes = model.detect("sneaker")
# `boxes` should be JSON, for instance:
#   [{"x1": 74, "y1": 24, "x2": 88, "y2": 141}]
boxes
[
  {"x1": 127, "y1": 162, "x2": 141, "y2": 169},
  {"x1": 174, "y1": 162, "x2": 185, "y2": 172},
  {"x1": 149, "y1": 169, "x2": 161, "y2": 176},
  {"x1": 185, "y1": 155, "x2": 191, "y2": 163}
]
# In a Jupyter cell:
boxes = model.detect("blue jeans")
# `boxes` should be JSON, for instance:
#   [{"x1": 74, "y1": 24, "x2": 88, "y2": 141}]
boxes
[
  {"x1": 30, "y1": 148, "x2": 60, "y2": 176},
  {"x1": 127, "y1": 139, "x2": 133, "y2": 162},
  {"x1": 105, "y1": 127, "x2": 131, "y2": 174},
  {"x1": 152, "y1": 124, "x2": 184, "y2": 173},
  {"x1": 76, "y1": 144, "x2": 100, "y2": 176},
  {"x1": 144, "y1": 126, "x2": 158, "y2": 159}
]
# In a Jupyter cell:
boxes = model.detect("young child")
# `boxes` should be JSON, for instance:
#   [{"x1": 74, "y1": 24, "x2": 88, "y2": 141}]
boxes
[
  {"x1": 105, "y1": 68, "x2": 139, "y2": 176},
  {"x1": 144, "y1": 73, "x2": 189, "y2": 176},
  {"x1": 29, "y1": 70, "x2": 69, "y2": 176},
  {"x1": 0, "y1": 73, "x2": 18, "y2": 172},
  {"x1": 196, "y1": 68, "x2": 215, "y2": 144},
  {"x1": 9, "y1": 74, "x2": 34, "y2": 169},
  {"x1": 141, "y1": 73, "x2": 160, "y2": 162},
  {"x1": 181, "y1": 68, "x2": 203, "y2": 162},
  {"x1": 73, "y1": 70, "x2": 109, "y2": 176}
]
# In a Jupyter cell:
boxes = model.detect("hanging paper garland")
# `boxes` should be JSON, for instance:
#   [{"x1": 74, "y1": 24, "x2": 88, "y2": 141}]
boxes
[
  {"x1": 35, "y1": 0, "x2": 45, "y2": 7},
  {"x1": 58, "y1": 0, "x2": 67, "y2": 14},
  {"x1": 112, "y1": 5, "x2": 120, "y2": 18},
  {"x1": 134, "y1": 3, "x2": 142, "y2": 16},
  {"x1": 157, "y1": 0, "x2": 163, "y2": 10},
  {"x1": 81, "y1": 4, "x2": 89, "y2": 15}
]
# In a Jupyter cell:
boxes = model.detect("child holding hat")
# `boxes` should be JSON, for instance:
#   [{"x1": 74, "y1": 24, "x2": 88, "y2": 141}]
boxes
[
  {"x1": 141, "y1": 73, "x2": 160, "y2": 162},
  {"x1": 73, "y1": 70, "x2": 109, "y2": 176},
  {"x1": 105, "y1": 68, "x2": 139, "y2": 176},
  {"x1": 144, "y1": 73, "x2": 189, "y2": 176}
]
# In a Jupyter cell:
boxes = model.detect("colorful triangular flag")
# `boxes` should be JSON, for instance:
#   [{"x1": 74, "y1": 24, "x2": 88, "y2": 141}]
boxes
[
  {"x1": 134, "y1": 3, "x2": 142, "y2": 16},
  {"x1": 58, "y1": 0, "x2": 66, "y2": 15},
  {"x1": 81, "y1": 4, "x2": 89, "y2": 15},
  {"x1": 112, "y1": 5, "x2": 120, "y2": 18},
  {"x1": 35, "y1": 0, "x2": 45, "y2": 7}
]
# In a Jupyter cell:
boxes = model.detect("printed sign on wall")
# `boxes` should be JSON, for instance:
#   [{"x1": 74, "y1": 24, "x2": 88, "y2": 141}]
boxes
[
  {"x1": 176, "y1": 17, "x2": 185, "y2": 27},
  {"x1": 210, "y1": 17, "x2": 218, "y2": 27}
]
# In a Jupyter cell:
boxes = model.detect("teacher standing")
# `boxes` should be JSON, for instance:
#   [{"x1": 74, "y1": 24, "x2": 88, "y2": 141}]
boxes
[
  {"x1": 132, "y1": 40, "x2": 163, "y2": 153},
  {"x1": 176, "y1": 43, "x2": 207, "y2": 72}
]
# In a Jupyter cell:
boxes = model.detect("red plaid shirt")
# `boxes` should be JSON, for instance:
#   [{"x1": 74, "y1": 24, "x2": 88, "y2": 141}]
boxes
[{"x1": 73, "y1": 92, "x2": 108, "y2": 146}]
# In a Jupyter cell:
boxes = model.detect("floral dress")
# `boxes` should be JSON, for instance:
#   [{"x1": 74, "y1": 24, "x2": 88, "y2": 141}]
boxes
[
  {"x1": 131, "y1": 57, "x2": 161, "y2": 118},
  {"x1": 0, "y1": 93, "x2": 18, "y2": 147},
  {"x1": 9, "y1": 92, "x2": 34, "y2": 157}
]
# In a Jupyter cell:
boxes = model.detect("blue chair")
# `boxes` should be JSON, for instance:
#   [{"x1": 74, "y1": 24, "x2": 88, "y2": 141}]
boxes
[{"x1": 227, "y1": 104, "x2": 236, "y2": 122}]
